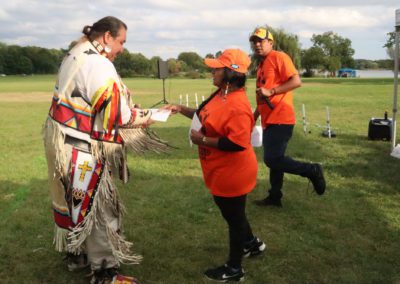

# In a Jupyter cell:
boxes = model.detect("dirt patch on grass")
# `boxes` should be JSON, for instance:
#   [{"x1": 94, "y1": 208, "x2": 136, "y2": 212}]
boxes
[{"x1": 0, "y1": 92, "x2": 52, "y2": 102}]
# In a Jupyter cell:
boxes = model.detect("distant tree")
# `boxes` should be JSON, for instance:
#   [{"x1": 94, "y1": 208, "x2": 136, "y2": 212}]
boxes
[
  {"x1": 167, "y1": 58, "x2": 187, "y2": 75},
  {"x1": 114, "y1": 50, "x2": 152, "y2": 77},
  {"x1": 0, "y1": 43, "x2": 5, "y2": 73},
  {"x1": 114, "y1": 50, "x2": 134, "y2": 77},
  {"x1": 375, "y1": 59, "x2": 393, "y2": 69},
  {"x1": 325, "y1": 56, "x2": 341, "y2": 76},
  {"x1": 150, "y1": 56, "x2": 162, "y2": 77},
  {"x1": 26, "y1": 47, "x2": 60, "y2": 74},
  {"x1": 177, "y1": 52, "x2": 206, "y2": 71},
  {"x1": 17, "y1": 56, "x2": 33, "y2": 74},
  {"x1": 3, "y1": 45, "x2": 23, "y2": 74},
  {"x1": 310, "y1": 31, "x2": 355, "y2": 76},
  {"x1": 384, "y1": 32, "x2": 400, "y2": 69},
  {"x1": 354, "y1": 59, "x2": 379, "y2": 70},
  {"x1": 130, "y1": 53, "x2": 152, "y2": 75},
  {"x1": 205, "y1": 53, "x2": 214, "y2": 59},
  {"x1": 301, "y1": 46, "x2": 325, "y2": 77}
]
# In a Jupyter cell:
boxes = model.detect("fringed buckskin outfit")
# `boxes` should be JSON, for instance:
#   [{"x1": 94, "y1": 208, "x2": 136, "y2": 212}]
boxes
[{"x1": 43, "y1": 40, "x2": 167, "y2": 271}]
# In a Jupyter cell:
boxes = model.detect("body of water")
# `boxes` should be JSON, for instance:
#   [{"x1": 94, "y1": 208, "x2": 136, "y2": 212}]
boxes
[{"x1": 356, "y1": 70, "x2": 396, "y2": 78}]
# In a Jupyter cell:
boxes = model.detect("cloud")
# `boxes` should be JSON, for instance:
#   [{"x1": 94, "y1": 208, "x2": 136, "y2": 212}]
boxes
[{"x1": 0, "y1": 1, "x2": 397, "y2": 60}]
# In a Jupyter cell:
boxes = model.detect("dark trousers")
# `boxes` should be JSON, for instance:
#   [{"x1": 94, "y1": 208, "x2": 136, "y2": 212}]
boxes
[
  {"x1": 263, "y1": 124, "x2": 313, "y2": 200},
  {"x1": 213, "y1": 194, "x2": 254, "y2": 269}
]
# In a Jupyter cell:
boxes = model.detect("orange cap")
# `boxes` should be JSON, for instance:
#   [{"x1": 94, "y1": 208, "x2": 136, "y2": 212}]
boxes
[{"x1": 204, "y1": 49, "x2": 250, "y2": 74}]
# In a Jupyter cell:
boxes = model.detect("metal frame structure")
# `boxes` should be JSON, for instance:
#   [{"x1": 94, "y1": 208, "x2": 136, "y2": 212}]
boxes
[{"x1": 391, "y1": 9, "x2": 400, "y2": 151}]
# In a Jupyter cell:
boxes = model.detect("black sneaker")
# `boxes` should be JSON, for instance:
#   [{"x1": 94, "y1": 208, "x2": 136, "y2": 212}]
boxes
[
  {"x1": 204, "y1": 264, "x2": 244, "y2": 282},
  {"x1": 254, "y1": 196, "x2": 282, "y2": 207},
  {"x1": 243, "y1": 237, "x2": 266, "y2": 258},
  {"x1": 308, "y1": 163, "x2": 326, "y2": 195}
]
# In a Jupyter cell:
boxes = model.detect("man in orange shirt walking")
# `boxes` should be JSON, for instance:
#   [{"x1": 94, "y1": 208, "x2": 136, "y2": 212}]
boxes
[{"x1": 250, "y1": 27, "x2": 326, "y2": 207}]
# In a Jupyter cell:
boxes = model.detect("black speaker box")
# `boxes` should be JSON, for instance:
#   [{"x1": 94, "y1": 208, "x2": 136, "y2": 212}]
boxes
[
  {"x1": 157, "y1": 60, "x2": 169, "y2": 79},
  {"x1": 368, "y1": 118, "x2": 392, "y2": 141}
]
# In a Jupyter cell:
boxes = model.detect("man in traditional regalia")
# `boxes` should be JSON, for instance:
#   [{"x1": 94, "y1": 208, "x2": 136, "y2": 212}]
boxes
[{"x1": 43, "y1": 16, "x2": 167, "y2": 284}]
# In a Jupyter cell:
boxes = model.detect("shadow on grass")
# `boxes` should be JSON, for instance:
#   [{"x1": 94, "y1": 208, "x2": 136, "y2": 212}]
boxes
[{"x1": 1, "y1": 137, "x2": 400, "y2": 283}]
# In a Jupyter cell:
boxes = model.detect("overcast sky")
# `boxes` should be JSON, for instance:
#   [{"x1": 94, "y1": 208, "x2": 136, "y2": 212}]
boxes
[{"x1": 0, "y1": 0, "x2": 398, "y2": 60}]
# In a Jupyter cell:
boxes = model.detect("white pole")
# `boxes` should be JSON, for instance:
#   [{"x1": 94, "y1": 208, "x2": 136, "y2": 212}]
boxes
[
  {"x1": 302, "y1": 104, "x2": 307, "y2": 135},
  {"x1": 195, "y1": 93, "x2": 199, "y2": 108},
  {"x1": 179, "y1": 94, "x2": 182, "y2": 105},
  {"x1": 186, "y1": 94, "x2": 189, "y2": 107},
  {"x1": 392, "y1": 10, "x2": 400, "y2": 150},
  {"x1": 202, "y1": 95, "x2": 205, "y2": 102},
  {"x1": 326, "y1": 106, "x2": 331, "y2": 138}
]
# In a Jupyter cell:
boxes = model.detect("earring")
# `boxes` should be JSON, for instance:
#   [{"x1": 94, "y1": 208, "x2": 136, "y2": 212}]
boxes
[
  {"x1": 224, "y1": 83, "x2": 229, "y2": 96},
  {"x1": 104, "y1": 45, "x2": 112, "y2": 53}
]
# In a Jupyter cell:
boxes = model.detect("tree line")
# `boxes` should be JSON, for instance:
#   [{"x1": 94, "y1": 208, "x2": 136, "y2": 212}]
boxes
[{"x1": 0, "y1": 28, "x2": 396, "y2": 78}]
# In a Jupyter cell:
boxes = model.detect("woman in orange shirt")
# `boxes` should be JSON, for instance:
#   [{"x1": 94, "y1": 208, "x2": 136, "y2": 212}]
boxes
[{"x1": 166, "y1": 49, "x2": 265, "y2": 282}]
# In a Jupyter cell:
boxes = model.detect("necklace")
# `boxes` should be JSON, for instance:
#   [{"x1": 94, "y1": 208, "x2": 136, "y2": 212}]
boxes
[{"x1": 91, "y1": 40, "x2": 104, "y2": 53}]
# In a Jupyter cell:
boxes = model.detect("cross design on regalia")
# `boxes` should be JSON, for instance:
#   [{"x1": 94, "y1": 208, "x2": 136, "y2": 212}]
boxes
[{"x1": 78, "y1": 161, "x2": 92, "y2": 182}]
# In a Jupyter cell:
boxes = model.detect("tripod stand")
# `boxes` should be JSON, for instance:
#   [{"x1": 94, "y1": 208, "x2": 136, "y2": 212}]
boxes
[{"x1": 151, "y1": 78, "x2": 168, "y2": 108}]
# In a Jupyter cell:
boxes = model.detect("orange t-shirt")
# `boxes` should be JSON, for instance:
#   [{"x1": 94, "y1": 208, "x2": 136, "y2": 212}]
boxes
[
  {"x1": 256, "y1": 50, "x2": 298, "y2": 128},
  {"x1": 198, "y1": 88, "x2": 258, "y2": 197}
]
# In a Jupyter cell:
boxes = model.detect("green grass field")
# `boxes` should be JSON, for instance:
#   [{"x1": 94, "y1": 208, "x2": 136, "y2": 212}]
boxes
[{"x1": 0, "y1": 75, "x2": 399, "y2": 283}]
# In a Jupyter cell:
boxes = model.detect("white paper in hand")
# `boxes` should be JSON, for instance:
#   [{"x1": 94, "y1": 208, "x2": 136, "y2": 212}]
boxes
[
  {"x1": 189, "y1": 113, "x2": 202, "y2": 146},
  {"x1": 150, "y1": 109, "x2": 171, "y2": 122},
  {"x1": 251, "y1": 125, "x2": 263, "y2": 147}
]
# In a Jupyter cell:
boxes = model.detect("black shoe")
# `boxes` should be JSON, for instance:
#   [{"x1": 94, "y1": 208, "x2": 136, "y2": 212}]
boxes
[
  {"x1": 308, "y1": 163, "x2": 326, "y2": 195},
  {"x1": 204, "y1": 264, "x2": 244, "y2": 282},
  {"x1": 254, "y1": 196, "x2": 282, "y2": 207},
  {"x1": 243, "y1": 237, "x2": 266, "y2": 258}
]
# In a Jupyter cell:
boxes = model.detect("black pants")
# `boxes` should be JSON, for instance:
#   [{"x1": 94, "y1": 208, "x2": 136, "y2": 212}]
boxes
[
  {"x1": 213, "y1": 194, "x2": 254, "y2": 269},
  {"x1": 263, "y1": 124, "x2": 313, "y2": 200}
]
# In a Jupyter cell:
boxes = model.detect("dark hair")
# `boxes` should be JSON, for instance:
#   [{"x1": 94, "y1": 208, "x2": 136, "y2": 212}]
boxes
[
  {"x1": 222, "y1": 68, "x2": 247, "y2": 88},
  {"x1": 82, "y1": 16, "x2": 127, "y2": 41},
  {"x1": 196, "y1": 68, "x2": 247, "y2": 115}
]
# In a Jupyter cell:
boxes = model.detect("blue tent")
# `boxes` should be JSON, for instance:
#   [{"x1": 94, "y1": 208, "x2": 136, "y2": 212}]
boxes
[{"x1": 337, "y1": 68, "x2": 356, "y2": 78}]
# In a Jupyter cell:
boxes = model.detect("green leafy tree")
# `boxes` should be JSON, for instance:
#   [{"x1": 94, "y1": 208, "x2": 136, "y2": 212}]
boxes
[
  {"x1": 114, "y1": 49, "x2": 134, "y2": 77},
  {"x1": 0, "y1": 43, "x2": 5, "y2": 73},
  {"x1": 3, "y1": 45, "x2": 23, "y2": 74},
  {"x1": 310, "y1": 31, "x2": 355, "y2": 76},
  {"x1": 375, "y1": 59, "x2": 393, "y2": 69},
  {"x1": 177, "y1": 52, "x2": 206, "y2": 72},
  {"x1": 301, "y1": 46, "x2": 325, "y2": 77},
  {"x1": 16, "y1": 56, "x2": 33, "y2": 74},
  {"x1": 130, "y1": 53, "x2": 152, "y2": 76},
  {"x1": 167, "y1": 58, "x2": 187, "y2": 75},
  {"x1": 150, "y1": 56, "x2": 162, "y2": 77},
  {"x1": 355, "y1": 59, "x2": 379, "y2": 70},
  {"x1": 114, "y1": 50, "x2": 152, "y2": 77},
  {"x1": 384, "y1": 32, "x2": 400, "y2": 69}
]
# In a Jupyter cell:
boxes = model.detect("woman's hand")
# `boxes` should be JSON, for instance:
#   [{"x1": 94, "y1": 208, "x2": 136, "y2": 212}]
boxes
[
  {"x1": 162, "y1": 104, "x2": 181, "y2": 114},
  {"x1": 190, "y1": 129, "x2": 204, "y2": 145},
  {"x1": 256, "y1": 87, "x2": 274, "y2": 99}
]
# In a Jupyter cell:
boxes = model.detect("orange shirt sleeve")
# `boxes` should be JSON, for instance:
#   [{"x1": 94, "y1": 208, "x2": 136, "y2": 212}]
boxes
[{"x1": 276, "y1": 52, "x2": 298, "y2": 82}]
